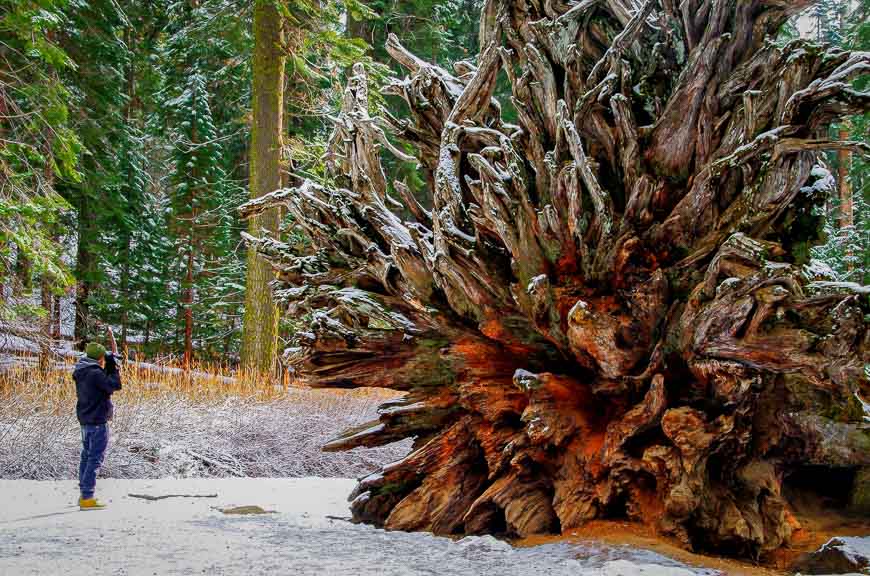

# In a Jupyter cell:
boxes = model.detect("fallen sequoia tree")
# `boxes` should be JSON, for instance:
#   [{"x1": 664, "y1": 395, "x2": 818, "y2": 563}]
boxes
[{"x1": 241, "y1": 0, "x2": 870, "y2": 559}]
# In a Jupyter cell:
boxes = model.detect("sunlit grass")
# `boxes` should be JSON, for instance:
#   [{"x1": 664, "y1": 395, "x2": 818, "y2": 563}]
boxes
[{"x1": 0, "y1": 356, "x2": 396, "y2": 407}]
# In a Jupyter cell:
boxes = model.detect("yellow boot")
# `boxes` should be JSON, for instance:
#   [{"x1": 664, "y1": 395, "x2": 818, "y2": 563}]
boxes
[{"x1": 79, "y1": 497, "x2": 107, "y2": 511}]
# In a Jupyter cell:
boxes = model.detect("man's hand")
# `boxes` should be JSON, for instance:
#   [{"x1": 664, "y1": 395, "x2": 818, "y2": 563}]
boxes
[{"x1": 106, "y1": 326, "x2": 118, "y2": 356}]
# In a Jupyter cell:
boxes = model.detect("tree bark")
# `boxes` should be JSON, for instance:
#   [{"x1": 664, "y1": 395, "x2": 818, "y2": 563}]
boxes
[
  {"x1": 243, "y1": 0, "x2": 870, "y2": 561},
  {"x1": 74, "y1": 194, "x2": 95, "y2": 351},
  {"x1": 38, "y1": 276, "x2": 52, "y2": 371},
  {"x1": 240, "y1": 0, "x2": 285, "y2": 375},
  {"x1": 51, "y1": 293, "x2": 60, "y2": 339},
  {"x1": 836, "y1": 6, "x2": 854, "y2": 233},
  {"x1": 183, "y1": 235, "x2": 194, "y2": 370},
  {"x1": 120, "y1": 23, "x2": 136, "y2": 355},
  {"x1": 838, "y1": 125, "x2": 853, "y2": 229},
  {"x1": 347, "y1": 4, "x2": 371, "y2": 45}
]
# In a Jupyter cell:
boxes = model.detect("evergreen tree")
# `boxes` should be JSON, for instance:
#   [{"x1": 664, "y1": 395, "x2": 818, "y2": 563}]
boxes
[
  {"x1": 159, "y1": 0, "x2": 252, "y2": 365},
  {"x1": 56, "y1": 0, "x2": 133, "y2": 347},
  {"x1": 809, "y1": 0, "x2": 869, "y2": 284},
  {"x1": 2, "y1": 0, "x2": 643, "y2": 368},
  {"x1": 0, "y1": 0, "x2": 79, "y2": 324},
  {"x1": 240, "y1": 0, "x2": 285, "y2": 374},
  {"x1": 240, "y1": 0, "x2": 375, "y2": 373}
]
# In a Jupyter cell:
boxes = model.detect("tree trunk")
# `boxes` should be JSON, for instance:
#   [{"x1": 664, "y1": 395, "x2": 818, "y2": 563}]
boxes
[
  {"x1": 347, "y1": 4, "x2": 371, "y2": 45},
  {"x1": 183, "y1": 238, "x2": 194, "y2": 370},
  {"x1": 38, "y1": 277, "x2": 52, "y2": 372},
  {"x1": 74, "y1": 194, "x2": 95, "y2": 351},
  {"x1": 120, "y1": 23, "x2": 136, "y2": 356},
  {"x1": 838, "y1": 125, "x2": 853, "y2": 229},
  {"x1": 836, "y1": 7, "x2": 854, "y2": 233},
  {"x1": 242, "y1": 0, "x2": 870, "y2": 561},
  {"x1": 240, "y1": 0, "x2": 285, "y2": 375},
  {"x1": 52, "y1": 293, "x2": 60, "y2": 339},
  {"x1": 39, "y1": 131, "x2": 56, "y2": 370}
]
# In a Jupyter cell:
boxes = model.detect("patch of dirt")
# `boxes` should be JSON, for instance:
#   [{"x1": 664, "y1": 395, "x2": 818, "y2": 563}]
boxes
[
  {"x1": 517, "y1": 510, "x2": 870, "y2": 576},
  {"x1": 769, "y1": 486, "x2": 870, "y2": 572},
  {"x1": 518, "y1": 522, "x2": 782, "y2": 575},
  {"x1": 217, "y1": 505, "x2": 275, "y2": 515}
]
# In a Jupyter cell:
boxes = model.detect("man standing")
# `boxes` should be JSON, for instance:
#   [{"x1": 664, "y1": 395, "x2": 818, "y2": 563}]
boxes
[{"x1": 73, "y1": 326, "x2": 121, "y2": 510}]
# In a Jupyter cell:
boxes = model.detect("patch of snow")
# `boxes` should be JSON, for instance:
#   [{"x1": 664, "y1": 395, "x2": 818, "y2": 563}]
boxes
[
  {"x1": 526, "y1": 274, "x2": 548, "y2": 294},
  {"x1": 808, "y1": 164, "x2": 836, "y2": 194},
  {"x1": 857, "y1": 393, "x2": 870, "y2": 423},
  {"x1": 0, "y1": 392, "x2": 410, "y2": 480},
  {"x1": 792, "y1": 536, "x2": 870, "y2": 575},
  {"x1": 0, "y1": 478, "x2": 722, "y2": 576},
  {"x1": 809, "y1": 281, "x2": 870, "y2": 295},
  {"x1": 803, "y1": 259, "x2": 839, "y2": 282},
  {"x1": 378, "y1": 401, "x2": 426, "y2": 417}
]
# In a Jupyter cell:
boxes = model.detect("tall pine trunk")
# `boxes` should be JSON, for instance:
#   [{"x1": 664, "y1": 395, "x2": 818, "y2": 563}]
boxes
[
  {"x1": 51, "y1": 293, "x2": 60, "y2": 339},
  {"x1": 837, "y1": 5, "x2": 854, "y2": 232},
  {"x1": 38, "y1": 278, "x2": 52, "y2": 372},
  {"x1": 240, "y1": 0, "x2": 285, "y2": 375},
  {"x1": 120, "y1": 24, "x2": 136, "y2": 355},
  {"x1": 39, "y1": 127, "x2": 56, "y2": 370}
]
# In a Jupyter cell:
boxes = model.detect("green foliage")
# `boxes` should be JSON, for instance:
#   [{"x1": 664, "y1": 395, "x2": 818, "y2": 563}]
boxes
[
  {"x1": 0, "y1": 0, "x2": 79, "y2": 305},
  {"x1": 152, "y1": 0, "x2": 252, "y2": 358},
  {"x1": 808, "y1": 0, "x2": 870, "y2": 286},
  {"x1": 351, "y1": 0, "x2": 480, "y2": 69},
  {"x1": 0, "y1": 0, "x2": 505, "y2": 362}
]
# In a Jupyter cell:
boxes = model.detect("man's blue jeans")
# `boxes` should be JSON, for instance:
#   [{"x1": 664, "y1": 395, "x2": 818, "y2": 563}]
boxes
[{"x1": 79, "y1": 424, "x2": 108, "y2": 499}]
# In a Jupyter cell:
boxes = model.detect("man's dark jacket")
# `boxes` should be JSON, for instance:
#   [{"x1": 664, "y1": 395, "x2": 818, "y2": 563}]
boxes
[{"x1": 74, "y1": 353, "x2": 122, "y2": 425}]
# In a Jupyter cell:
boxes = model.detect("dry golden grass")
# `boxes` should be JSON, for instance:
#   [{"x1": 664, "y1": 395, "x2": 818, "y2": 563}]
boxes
[
  {"x1": 0, "y1": 356, "x2": 397, "y2": 406},
  {"x1": 0, "y1": 356, "x2": 407, "y2": 480}
]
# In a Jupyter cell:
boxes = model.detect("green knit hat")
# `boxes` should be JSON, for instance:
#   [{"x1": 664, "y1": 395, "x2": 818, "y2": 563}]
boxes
[{"x1": 85, "y1": 342, "x2": 106, "y2": 360}]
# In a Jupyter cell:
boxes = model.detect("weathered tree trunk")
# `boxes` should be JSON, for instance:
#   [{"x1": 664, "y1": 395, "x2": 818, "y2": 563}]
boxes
[
  {"x1": 242, "y1": 0, "x2": 870, "y2": 560},
  {"x1": 239, "y1": 0, "x2": 286, "y2": 375}
]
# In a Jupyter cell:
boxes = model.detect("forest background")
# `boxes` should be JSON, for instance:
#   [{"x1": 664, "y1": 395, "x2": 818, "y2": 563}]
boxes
[{"x1": 1, "y1": 0, "x2": 866, "y2": 370}]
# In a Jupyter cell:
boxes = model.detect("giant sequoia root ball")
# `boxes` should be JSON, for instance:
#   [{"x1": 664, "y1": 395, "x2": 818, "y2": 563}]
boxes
[{"x1": 241, "y1": 0, "x2": 870, "y2": 560}]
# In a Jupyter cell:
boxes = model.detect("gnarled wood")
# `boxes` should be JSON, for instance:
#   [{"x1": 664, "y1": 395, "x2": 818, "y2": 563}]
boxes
[{"x1": 242, "y1": 0, "x2": 870, "y2": 560}]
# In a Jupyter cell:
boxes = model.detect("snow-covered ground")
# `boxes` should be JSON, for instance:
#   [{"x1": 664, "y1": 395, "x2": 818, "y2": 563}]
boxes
[
  {"x1": 0, "y1": 477, "x2": 727, "y2": 576},
  {"x1": 0, "y1": 390, "x2": 410, "y2": 480}
]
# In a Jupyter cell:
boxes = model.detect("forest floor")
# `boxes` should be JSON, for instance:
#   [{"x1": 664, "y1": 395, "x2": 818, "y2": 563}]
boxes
[
  {"x1": 0, "y1": 358, "x2": 856, "y2": 575},
  {"x1": 0, "y1": 477, "x2": 769, "y2": 576},
  {"x1": 0, "y1": 358, "x2": 410, "y2": 479}
]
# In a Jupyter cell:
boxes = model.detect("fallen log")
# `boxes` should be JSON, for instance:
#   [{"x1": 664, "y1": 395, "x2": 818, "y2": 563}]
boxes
[{"x1": 241, "y1": 0, "x2": 870, "y2": 560}]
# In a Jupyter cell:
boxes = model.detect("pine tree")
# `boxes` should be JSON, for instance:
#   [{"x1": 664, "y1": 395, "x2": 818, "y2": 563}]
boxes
[
  {"x1": 55, "y1": 0, "x2": 135, "y2": 348},
  {"x1": 158, "y1": 0, "x2": 252, "y2": 365},
  {"x1": 0, "y1": 0, "x2": 78, "y2": 329},
  {"x1": 240, "y1": 0, "x2": 285, "y2": 374},
  {"x1": 808, "y1": 0, "x2": 869, "y2": 284}
]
